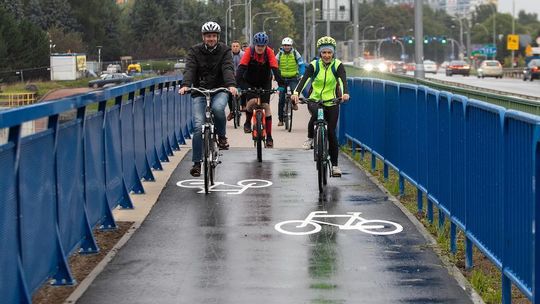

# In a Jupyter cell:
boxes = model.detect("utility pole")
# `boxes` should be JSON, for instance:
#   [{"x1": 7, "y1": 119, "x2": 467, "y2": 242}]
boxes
[
  {"x1": 511, "y1": 0, "x2": 515, "y2": 67},
  {"x1": 414, "y1": 0, "x2": 424, "y2": 79},
  {"x1": 353, "y1": 0, "x2": 359, "y2": 58},
  {"x1": 312, "y1": 0, "x2": 316, "y2": 58},
  {"x1": 303, "y1": 0, "x2": 307, "y2": 59}
]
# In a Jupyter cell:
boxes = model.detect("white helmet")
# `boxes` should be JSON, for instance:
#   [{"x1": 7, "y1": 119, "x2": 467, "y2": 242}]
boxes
[
  {"x1": 281, "y1": 37, "x2": 293, "y2": 45},
  {"x1": 201, "y1": 21, "x2": 221, "y2": 34}
]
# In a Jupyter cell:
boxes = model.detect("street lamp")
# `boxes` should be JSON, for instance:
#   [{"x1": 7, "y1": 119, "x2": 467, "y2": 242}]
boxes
[
  {"x1": 97, "y1": 45, "x2": 102, "y2": 73},
  {"x1": 361, "y1": 25, "x2": 374, "y2": 57},
  {"x1": 474, "y1": 23, "x2": 489, "y2": 37},
  {"x1": 225, "y1": 3, "x2": 245, "y2": 45},
  {"x1": 250, "y1": 11, "x2": 272, "y2": 43},
  {"x1": 374, "y1": 26, "x2": 385, "y2": 57},
  {"x1": 263, "y1": 17, "x2": 280, "y2": 33},
  {"x1": 452, "y1": 17, "x2": 465, "y2": 59}
]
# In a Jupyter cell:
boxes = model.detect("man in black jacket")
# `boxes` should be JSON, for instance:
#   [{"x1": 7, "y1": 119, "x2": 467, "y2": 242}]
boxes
[{"x1": 179, "y1": 21, "x2": 237, "y2": 177}]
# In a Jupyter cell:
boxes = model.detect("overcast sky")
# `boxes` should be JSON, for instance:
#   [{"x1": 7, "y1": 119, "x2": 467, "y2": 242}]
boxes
[{"x1": 498, "y1": 0, "x2": 540, "y2": 19}]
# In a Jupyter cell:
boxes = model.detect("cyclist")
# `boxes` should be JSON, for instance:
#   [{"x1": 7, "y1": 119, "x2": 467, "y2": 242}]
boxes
[
  {"x1": 179, "y1": 21, "x2": 237, "y2": 177},
  {"x1": 227, "y1": 40, "x2": 245, "y2": 121},
  {"x1": 276, "y1": 37, "x2": 305, "y2": 126},
  {"x1": 236, "y1": 32, "x2": 285, "y2": 148},
  {"x1": 291, "y1": 36, "x2": 350, "y2": 177}
]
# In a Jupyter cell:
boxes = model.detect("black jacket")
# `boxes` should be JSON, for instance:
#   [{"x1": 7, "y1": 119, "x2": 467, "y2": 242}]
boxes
[{"x1": 181, "y1": 42, "x2": 236, "y2": 96}]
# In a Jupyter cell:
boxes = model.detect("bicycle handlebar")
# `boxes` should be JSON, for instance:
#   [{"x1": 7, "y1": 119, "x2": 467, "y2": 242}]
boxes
[
  {"x1": 239, "y1": 88, "x2": 278, "y2": 96},
  {"x1": 186, "y1": 87, "x2": 230, "y2": 96},
  {"x1": 298, "y1": 97, "x2": 344, "y2": 105}
]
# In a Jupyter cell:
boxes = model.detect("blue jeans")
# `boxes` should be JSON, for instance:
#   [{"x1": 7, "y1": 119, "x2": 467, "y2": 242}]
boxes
[
  {"x1": 191, "y1": 92, "x2": 228, "y2": 163},
  {"x1": 278, "y1": 78, "x2": 299, "y2": 122}
]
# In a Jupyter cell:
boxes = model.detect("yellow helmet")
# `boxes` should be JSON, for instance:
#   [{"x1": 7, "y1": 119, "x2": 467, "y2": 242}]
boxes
[{"x1": 316, "y1": 36, "x2": 336, "y2": 49}]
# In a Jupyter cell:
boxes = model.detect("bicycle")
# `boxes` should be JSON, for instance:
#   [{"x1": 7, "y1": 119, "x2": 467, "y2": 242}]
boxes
[
  {"x1": 274, "y1": 211, "x2": 403, "y2": 236},
  {"x1": 282, "y1": 89, "x2": 294, "y2": 132},
  {"x1": 299, "y1": 97, "x2": 343, "y2": 193},
  {"x1": 231, "y1": 93, "x2": 242, "y2": 129},
  {"x1": 187, "y1": 87, "x2": 230, "y2": 194},
  {"x1": 242, "y1": 88, "x2": 277, "y2": 162}
]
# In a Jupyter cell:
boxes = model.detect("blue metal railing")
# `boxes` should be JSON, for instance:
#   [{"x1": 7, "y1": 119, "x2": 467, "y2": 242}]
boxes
[
  {"x1": 340, "y1": 77, "x2": 540, "y2": 303},
  {"x1": 0, "y1": 76, "x2": 192, "y2": 303}
]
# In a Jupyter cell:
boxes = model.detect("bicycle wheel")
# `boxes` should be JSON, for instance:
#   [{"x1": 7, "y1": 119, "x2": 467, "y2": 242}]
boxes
[
  {"x1": 322, "y1": 126, "x2": 328, "y2": 185},
  {"x1": 283, "y1": 99, "x2": 290, "y2": 130},
  {"x1": 203, "y1": 128, "x2": 211, "y2": 194},
  {"x1": 256, "y1": 111, "x2": 263, "y2": 162},
  {"x1": 288, "y1": 100, "x2": 293, "y2": 132},
  {"x1": 358, "y1": 220, "x2": 404, "y2": 235},
  {"x1": 234, "y1": 99, "x2": 241, "y2": 128},
  {"x1": 209, "y1": 132, "x2": 217, "y2": 185},
  {"x1": 274, "y1": 220, "x2": 322, "y2": 235},
  {"x1": 316, "y1": 127, "x2": 324, "y2": 193}
]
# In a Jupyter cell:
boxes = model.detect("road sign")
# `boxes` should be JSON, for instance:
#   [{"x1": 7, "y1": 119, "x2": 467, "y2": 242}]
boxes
[{"x1": 507, "y1": 34, "x2": 519, "y2": 51}]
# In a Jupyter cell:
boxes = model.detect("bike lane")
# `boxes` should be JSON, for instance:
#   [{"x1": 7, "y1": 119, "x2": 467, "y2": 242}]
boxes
[{"x1": 77, "y1": 148, "x2": 475, "y2": 304}]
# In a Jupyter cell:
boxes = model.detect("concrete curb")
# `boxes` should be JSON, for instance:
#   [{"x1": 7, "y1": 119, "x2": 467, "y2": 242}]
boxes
[{"x1": 342, "y1": 151, "x2": 485, "y2": 304}]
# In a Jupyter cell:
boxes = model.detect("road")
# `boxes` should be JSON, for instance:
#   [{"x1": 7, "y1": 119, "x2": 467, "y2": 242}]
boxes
[{"x1": 423, "y1": 71, "x2": 540, "y2": 99}]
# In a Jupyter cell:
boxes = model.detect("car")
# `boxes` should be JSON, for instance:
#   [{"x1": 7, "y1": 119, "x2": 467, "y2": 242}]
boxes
[
  {"x1": 423, "y1": 60, "x2": 438, "y2": 73},
  {"x1": 88, "y1": 73, "x2": 134, "y2": 88},
  {"x1": 446, "y1": 60, "x2": 470, "y2": 76},
  {"x1": 523, "y1": 59, "x2": 540, "y2": 81},
  {"x1": 405, "y1": 62, "x2": 416, "y2": 72},
  {"x1": 477, "y1": 60, "x2": 503, "y2": 78},
  {"x1": 389, "y1": 61, "x2": 406, "y2": 74}
]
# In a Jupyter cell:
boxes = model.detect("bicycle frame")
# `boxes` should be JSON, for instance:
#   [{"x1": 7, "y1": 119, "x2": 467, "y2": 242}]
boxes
[{"x1": 241, "y1": 88, "x2": 277, "y2": 162}]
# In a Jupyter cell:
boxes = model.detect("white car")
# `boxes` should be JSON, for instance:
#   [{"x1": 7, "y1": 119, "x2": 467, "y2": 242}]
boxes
[
  {"x1": 477, "y1": 60, "x2": 503, "y2": 78},
  {"x1": 423, "y1": 60, "x2": 438, "y2": 73}
]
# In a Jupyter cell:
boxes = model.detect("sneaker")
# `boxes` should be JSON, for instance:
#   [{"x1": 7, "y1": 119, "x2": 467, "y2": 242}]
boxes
[
  {"x1": 217, "y1": 136, "x2": 229, "y2": 150},
  {"x1": 302, "y1": 138, "x2": 313, "y2": 150},
  {"x1": 292, "y1": 102, "x2": 298, "y2": 111},
  {"x1": 332, "y1": 166, "x2": 342, "y2": 177},
  {"x1": 227, "y1": 112, "x2": 234, "y2": 121},
  {"x1": 243, "y1": 124, "x2": 252, "y2": 133},
  {"x1": 277, "y1": 121, "x2": 284, "y2": 127},
  {"x1": 190, "y1": 163, "x2": 201, "y2": 177},
  {"x1": 266, "y1": 138, "x2": 274, "y2": 148}
]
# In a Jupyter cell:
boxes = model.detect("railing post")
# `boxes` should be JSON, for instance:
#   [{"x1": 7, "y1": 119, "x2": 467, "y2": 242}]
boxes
[
  {"x1": 417, "y1": 189, "x2": 423, "y2": 214},
  {"x1": 450, "y1": 222, "x2": 457, "y2": 254},
  {"x1": 427, "y1": 198, "x2": 433, "y2": 223},
  {"x1": 465, "y1": 237, "x2": 473, "y2": 269}
]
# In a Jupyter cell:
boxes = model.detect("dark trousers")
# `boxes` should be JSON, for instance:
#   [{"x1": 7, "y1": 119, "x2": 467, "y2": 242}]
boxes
[
  {"x1": 307, "y1": 103, "x2": 340, "y2": 166},
  {"x1": 278, "y1": 77, "x2": 299, "y2": 122}
]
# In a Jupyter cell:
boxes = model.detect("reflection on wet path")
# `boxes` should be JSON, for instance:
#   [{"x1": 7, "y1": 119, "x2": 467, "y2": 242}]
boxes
[{"x1": 77, "y1": 149, "x2": 473, "y2": 304}]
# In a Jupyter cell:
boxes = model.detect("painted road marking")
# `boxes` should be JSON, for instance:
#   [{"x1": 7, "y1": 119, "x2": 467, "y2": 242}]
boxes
[
  {"x1": 275, "y1": 211, "x2": 403, "y2": 235},
  {"x1": 176, "y1": 179, "x2": 272, "y2": 194}
]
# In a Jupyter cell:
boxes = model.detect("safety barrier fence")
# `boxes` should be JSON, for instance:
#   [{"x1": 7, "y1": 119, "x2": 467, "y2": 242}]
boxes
[
  {"x1": 339, "y1": 78, "x2": 540, "y2": 304},
  {"x1": 0, "y1": 75, "x2": 192, "y2": 303},
  {"x1": 0, "y1": 93, "x2": 37, "y2": 107}
]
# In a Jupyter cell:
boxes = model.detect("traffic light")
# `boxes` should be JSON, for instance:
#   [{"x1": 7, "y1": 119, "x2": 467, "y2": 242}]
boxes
[
  {"x1": 423, "y1": 36, "x2": 429, "y2": 44},
  {"x1": 406, "y1": 36, "x2": 414, "y2": 44},
  {"x1": 440, "y1": 36, "x2": 447, "y2": 44}
]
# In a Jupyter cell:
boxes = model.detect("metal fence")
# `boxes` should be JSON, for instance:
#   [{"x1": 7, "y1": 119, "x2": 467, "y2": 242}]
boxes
[
  {"x1": 0, "y1": 75, "x2": 192, "y2": 303},
  {"x1": 339, "y1": 77, "x2": 540, "y2": 303}
]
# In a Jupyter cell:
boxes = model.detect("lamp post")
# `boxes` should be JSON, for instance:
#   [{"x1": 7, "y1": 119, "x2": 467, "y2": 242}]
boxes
[
  {"x1": 361, "y1": 25, "x2": 374, "y2": 57},
  {"x1": 344, "y1": 24, "x2": 354, "y2": 41},
  {"x1": 374, "y1": 26, "x2": 385, "y2": 57},
  {"x1": 488, "y1": 3, "x2": 497, "y2": 60},
  {"x1": 225, "y1": 3, "x2": 245, "y2": 45},
  {"x1": 311, "y1": 0, "x2": 316, "y2": 59},
  {"x1": 250, "y1": 11, "x2": 272, "y2": 43},
  {"x1": 263, "y1": 17, "x2": 280, "y2": 33},
  {"x1": 303, "y1": 0, "x2": 307, "y2": 59},
  {"x1": 453, "y1": 17, "x2": 464, "y2": 59},
  {"x1": 97, "y1": 45, "x2": 102, "y2": 73}
]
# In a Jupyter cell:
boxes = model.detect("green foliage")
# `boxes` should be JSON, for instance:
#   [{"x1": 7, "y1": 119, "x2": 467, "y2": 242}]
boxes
[{"x1": 0, "y1": 6, "x2": 48, "y2": 71}]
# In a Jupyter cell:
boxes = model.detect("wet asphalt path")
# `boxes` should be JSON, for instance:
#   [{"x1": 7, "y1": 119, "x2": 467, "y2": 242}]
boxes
[{"x1": 78, "y1": 148, "x2": 473, "y2": 304}]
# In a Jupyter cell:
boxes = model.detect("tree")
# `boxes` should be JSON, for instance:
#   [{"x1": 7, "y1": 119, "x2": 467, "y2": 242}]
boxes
[
  {"x1": 0, "y1": 0, "x2": 24, "y2": 19},
  {"x1": 48, "y1": 26, "x2": 86, "y2": 54},
  {"x1": 26, "y1": 0, "x2": 79, "y2": 31},
  {"x1": 518, "y1": 11, "x2": 538, "y2": 26}
]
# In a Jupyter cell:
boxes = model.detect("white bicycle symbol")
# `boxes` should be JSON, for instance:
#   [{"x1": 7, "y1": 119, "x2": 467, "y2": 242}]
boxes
[
  {"x1": 274, "y1": 211, "x2": 403, "y2": 236},
  {"x1": 176, "y1": 179, "x2": 272, "y2": 194}
]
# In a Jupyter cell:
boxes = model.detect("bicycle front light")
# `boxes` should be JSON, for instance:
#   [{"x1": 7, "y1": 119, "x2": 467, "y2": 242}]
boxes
[{"x1": 205, "y1": 111, "x2": 211, "y2": 119}]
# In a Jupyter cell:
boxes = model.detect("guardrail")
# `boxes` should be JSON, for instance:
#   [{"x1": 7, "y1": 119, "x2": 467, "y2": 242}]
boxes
[
  {"x1": 502, "y1": 68, "x2": 524, "y2": 79},
  {"x1": 0, "y1": 75, "x2": 192, "y2": 303},
  {"x1": 339, "y1": 77, "x2": 540, "y2": 304}
]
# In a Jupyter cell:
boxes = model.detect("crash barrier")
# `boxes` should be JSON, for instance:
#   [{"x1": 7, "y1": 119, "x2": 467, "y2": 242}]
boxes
[
  {"x1": 0, "y1": 75, "x2": 192, "y2": 303},
  {"x1": 340, "y1": 78, "x2": 540, "y2": 304}
]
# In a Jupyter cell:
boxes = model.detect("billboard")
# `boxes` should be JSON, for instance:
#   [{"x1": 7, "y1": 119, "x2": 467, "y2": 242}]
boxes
[{"x1": 321, "y1": 0, "x2": 350, "y2": 22}]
